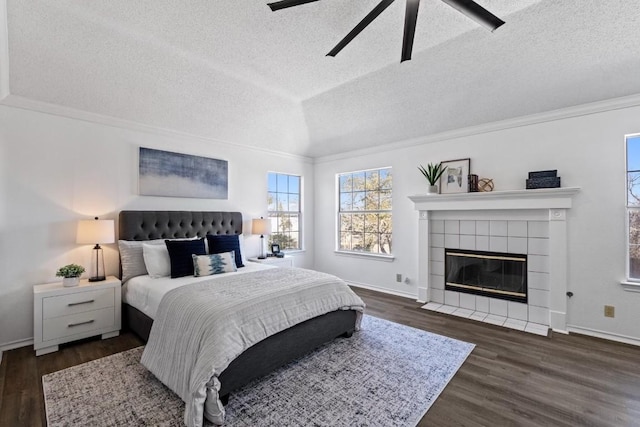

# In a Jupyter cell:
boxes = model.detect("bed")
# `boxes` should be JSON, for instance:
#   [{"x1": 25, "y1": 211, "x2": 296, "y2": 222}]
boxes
[{"x1": 117, "y1": 210, "x2": 364, "y2": 426}]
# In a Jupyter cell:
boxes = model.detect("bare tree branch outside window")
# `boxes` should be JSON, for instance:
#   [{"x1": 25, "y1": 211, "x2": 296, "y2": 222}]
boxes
[
  {"x1": 338, "y1": 168, "x2": 392, "y2": 255},
  {"x1": 268, "y1": 173, "x2": 301, "y2": 250},
  {"x1": 627, "y1": 135, "x2": 640, "y2": 279}
]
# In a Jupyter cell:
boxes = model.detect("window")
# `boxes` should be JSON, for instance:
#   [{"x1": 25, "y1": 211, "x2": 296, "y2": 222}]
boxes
[
  {"x1": 338, "y1": 167, "x2": 392, "y2": 255},
  {"x1": 627, "y1": 134, "x2": 640, "y2": 280},
  {"x1": 268, "y1": 172, "x2": 301, "y2": 250}
]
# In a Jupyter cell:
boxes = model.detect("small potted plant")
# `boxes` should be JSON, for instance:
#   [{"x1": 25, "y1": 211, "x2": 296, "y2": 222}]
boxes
[
  {"x1": 418, "y1": 163, "x2": 447, "y2": 194},
  {"x1": 56, "y1": 264, "x2": 85, "y2": 287}
]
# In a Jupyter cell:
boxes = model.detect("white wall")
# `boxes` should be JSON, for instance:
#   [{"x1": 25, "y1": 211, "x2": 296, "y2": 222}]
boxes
[
  {"x1": 3, "y1": 98, "x2": 640, "y2": 349},
  {"x1": 0, "y1": 105, "x2": 314, "y2": 348},
  {"x1": 314, "y1": 103, "x2": 640, "y2": 343}
]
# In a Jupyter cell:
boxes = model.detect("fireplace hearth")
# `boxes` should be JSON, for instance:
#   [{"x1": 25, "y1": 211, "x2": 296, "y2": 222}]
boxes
[{"x1": 445, "y1": 248, "x2": 527, "y2": 303}]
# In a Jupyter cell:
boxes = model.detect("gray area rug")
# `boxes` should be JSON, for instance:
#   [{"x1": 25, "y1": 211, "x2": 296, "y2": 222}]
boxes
[{"x1": 43, "y1": 315, "x2": 474, "y2": 426}]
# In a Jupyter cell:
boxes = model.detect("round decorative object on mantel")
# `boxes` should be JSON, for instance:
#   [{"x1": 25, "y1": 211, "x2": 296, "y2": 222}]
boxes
[
  {"x1": 62, "y1": 277, "x2": 80, "y2": 287},
  {"x1": 478, "y1": 178, "x2": 495, "y2": 192}
]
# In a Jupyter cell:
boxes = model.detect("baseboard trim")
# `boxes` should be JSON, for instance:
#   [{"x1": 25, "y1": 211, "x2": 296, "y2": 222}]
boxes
[
  {"x1": 0, "y1": 337, "x2": 34, "y2": 352},
  {"x1": 346, "y1": 281, "x2": 416, "y2": 300},
  {"x1": 567, "y1": 325, "x2": 640, "y2": 347},
  {"x1": 347, "y1": 284, "x2": 640, "y2": 346}
]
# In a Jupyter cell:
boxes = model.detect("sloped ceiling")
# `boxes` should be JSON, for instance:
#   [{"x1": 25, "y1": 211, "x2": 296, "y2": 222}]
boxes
[{"x1": 3, "y1": 0, "x2": 640, "y2": 157}]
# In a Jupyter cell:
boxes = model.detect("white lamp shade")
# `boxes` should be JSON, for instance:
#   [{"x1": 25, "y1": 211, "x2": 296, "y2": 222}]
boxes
[
  {"x1": 252, "y1": 218, "x2": 271, "y2": 235},
  {"x1": 77, "y1": 219, "x2": 115, "y2": 244}
]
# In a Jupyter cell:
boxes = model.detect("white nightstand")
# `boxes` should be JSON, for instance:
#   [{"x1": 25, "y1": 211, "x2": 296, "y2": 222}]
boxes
[
  {"x1": 33, "y1": 276, "x2": 121, "y2": 356},
  {"x1": 248, "y1": 256, "x2": 293, "y2": 268}
]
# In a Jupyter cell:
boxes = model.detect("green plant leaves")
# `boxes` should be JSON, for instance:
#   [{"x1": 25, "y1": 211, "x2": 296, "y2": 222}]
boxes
[{"x1": 418, "y1": 163, "x2": 446, "y2": 185}]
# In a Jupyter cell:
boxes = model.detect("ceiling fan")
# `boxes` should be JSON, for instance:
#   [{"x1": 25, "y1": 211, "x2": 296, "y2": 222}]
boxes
[{"x1": 267, "y1": 0, "x2": 505, "y2": 62}]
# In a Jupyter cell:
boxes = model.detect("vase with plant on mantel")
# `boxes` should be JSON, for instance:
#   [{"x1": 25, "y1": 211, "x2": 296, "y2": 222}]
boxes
[
  {"x1": 418, "y1": 163, "x2": 447, "y2": 194},
  {"x1": 56, "y1": 264, "x2": 86, "y2": 287}
]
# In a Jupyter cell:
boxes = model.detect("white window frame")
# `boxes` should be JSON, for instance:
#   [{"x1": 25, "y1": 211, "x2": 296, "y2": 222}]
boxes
[
  {"x1": 626, "y1": 133, "x2": 640, "y2": 283},
  {"x1": 267, "y1": 172, "x2": 303, "y2": 252},
  {"x1": 335, "y1": 167, "x2": 393, "y2": 259}
]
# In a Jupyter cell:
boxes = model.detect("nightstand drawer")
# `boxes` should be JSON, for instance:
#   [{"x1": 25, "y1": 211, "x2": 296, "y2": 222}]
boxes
[
  {"x1": 42, "y1": 307, "x2": 115, "y2": 341},
  {"x1": 42, "y1": 288, "x2": 115, "y2": 319}
]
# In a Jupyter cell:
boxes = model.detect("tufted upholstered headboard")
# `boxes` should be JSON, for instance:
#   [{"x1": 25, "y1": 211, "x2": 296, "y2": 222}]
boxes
[{"x1": 118, "y1": 211, "x2": 243, "y2": 241}]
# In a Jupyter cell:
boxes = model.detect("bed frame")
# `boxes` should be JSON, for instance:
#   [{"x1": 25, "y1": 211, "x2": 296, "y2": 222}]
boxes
[{"x1": 118, "y1": 210, "x2": 357, "y2": 400}]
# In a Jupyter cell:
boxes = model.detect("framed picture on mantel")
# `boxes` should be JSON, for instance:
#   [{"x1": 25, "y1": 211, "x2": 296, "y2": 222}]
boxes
[{"x1": 440, "y1": 158, "x2": 470, "y2": 194}]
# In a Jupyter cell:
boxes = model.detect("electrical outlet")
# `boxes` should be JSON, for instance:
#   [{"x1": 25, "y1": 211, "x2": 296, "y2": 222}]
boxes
[
  {"x1": 396, "y1": 274, "x2": 402, "y2": 282},
  {"x1": 604, "y1": 305, "x2": 615, "y2": 318}
]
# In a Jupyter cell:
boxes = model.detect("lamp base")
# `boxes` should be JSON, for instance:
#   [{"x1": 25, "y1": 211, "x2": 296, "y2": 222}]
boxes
[{"x1": 89, "y1": 245, "x2": 106, "y2": 283}]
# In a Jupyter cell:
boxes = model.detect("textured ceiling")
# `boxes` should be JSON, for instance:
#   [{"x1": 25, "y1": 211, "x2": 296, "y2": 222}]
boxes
[{"x1": 4, "y1": 0, "x2": 640, "y2": 157}]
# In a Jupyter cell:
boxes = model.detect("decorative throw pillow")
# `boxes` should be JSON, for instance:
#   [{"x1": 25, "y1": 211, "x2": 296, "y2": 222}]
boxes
[
  {"x1": 192, "y1": 252, "x2": 237, "y2": 277},
  {"x1": 206, "y1": 234, "x2": 244, "y2": 268},
  {"x1": 165, "y1": 238, "x2": 207, "y2": 278},
  {"x1": 118, "y1": 239, "x2": 166, "y2": 283},
  {"x1": 142, "y1": 243, "x2": 171, "y2": 278}
]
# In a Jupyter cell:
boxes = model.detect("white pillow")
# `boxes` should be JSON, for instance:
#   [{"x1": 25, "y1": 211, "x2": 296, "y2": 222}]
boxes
[
  {"x1": 142, "y1": 243, "x2": 171, "y2": 278},
  {"x1": 239, "y1": 234, "x2": 246, "y2": 262}
]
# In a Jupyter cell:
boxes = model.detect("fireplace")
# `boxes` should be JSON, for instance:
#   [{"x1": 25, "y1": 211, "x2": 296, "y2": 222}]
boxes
[
  {"x1": 410, "y1": 188, "x2": 579, "y2": 332},
  {"x1": 445, "y1": 248, "x2": 528, "y2": 303}
]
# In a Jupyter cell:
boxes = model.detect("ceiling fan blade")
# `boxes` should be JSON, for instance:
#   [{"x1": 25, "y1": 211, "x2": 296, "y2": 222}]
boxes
[
  {"x1": 327, "y1": 0, "x2": 396, "y2": 57},
  {"x1": 401, "y1": 0, "x2": 420, "y2": 62},
  {"x1": 441, "y1": 0, "x2": 505, "y2": 32},
  {"x1": 268, "y1": 0, "x2": 320, "y2": 12}
]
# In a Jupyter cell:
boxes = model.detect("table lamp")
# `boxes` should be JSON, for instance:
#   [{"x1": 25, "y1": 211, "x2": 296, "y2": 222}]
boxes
[
  {"x1": 77, "y1": 217, "x2": 115, "y2": 281},
  {"x1": 252, "y1": 217, "x2": 271, "y2": 259}
]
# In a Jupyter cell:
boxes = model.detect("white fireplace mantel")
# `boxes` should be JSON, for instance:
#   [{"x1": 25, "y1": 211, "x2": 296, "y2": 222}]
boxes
[
  {"x1": 409, "y1": 187, "x2": 580, "y2": 333},
  {"x1": 409, "y1": 187, "x2": 580, "y2": 212}
]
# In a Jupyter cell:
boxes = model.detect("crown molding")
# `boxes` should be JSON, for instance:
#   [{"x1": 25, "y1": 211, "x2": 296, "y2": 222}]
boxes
[
  {"x1": 2, "y1": 0, "x2": 639, "y2": 166},
  {"x1": 314, "y1": 93, "x2": 640, "y2": 164},
  {"x1": 0, "y1": 94, "x2": 314, "y2": 163},
  {"x1": 0, "y1": 0, "x2": 310, "y2": 162},
  {"x1": 0, "y1": 0, "x2": 10, "y2": 101}
]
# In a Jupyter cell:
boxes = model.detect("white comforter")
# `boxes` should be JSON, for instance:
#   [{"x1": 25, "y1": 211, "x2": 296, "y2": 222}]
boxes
[
  {"x1": 122, "y1": 261, "x2": 275, "y2": 318},
  {"x1": 140, "y1": 267, "x2": 365, "y2": 427}
]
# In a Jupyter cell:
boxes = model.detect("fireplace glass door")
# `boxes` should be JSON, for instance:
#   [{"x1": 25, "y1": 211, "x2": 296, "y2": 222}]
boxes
[{"x1": 444, "y1": 249, "x2": 527, "y2": 303}]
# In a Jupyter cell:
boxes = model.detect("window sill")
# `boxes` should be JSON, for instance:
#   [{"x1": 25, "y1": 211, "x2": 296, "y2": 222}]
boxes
[
  {"x1": 334, "y1": 250, "x2": 395, "y2": 262},
  {"x1": 621, "y1": 281, "x2": 640, "y2": 293},
  {"x1": 282, "y1": 249, "x2": 305, "y2": 256}
]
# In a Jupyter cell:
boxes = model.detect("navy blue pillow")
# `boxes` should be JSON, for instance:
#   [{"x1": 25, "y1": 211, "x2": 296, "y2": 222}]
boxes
[
  {"x1": 206, "y1": 234, "x2": 244, "y2": 268},
  {"x1": 165, "y1": 239, "x2": 207, "y2": 278}
]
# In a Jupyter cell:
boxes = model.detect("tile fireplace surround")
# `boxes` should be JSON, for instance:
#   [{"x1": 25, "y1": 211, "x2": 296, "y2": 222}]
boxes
[{"x1": 409, "y1": 187, "x2": 580, "y2": 334}]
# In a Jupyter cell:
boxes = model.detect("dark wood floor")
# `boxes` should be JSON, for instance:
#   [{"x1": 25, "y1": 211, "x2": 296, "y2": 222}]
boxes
[{"x1": 2, "y1": 287, "x2": 640, "y2": 426}]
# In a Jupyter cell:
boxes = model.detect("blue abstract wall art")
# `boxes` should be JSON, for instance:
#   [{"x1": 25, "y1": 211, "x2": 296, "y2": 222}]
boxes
[{"x1": 139, "y1": 147, "x2": 228, "y2": 199}]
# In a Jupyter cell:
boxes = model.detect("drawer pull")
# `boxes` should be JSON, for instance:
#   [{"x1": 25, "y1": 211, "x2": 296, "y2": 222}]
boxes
[
  {"x1": 68, "y1": 299, "x2": 95, "y2": 307},
  {"x1": 68, "y1": 319, "x2": 95, "y2": 328}
]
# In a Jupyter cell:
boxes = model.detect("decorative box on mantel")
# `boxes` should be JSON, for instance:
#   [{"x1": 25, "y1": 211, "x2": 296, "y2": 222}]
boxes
[
  {"x1": 526, "y1": 170, "x2": 561, "y2": 189},
  {"x1": 408, "y1": 187, "x2": 580, "y2": 334}
]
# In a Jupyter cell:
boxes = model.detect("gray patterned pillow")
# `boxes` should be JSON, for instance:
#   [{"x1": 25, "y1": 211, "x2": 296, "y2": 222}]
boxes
[
  {"x1": 118, "y1": 239, "x2": 166, "y2": 284},
  {"x1": 192, "y1": 252, "x2": 237, "y2": 277}
]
